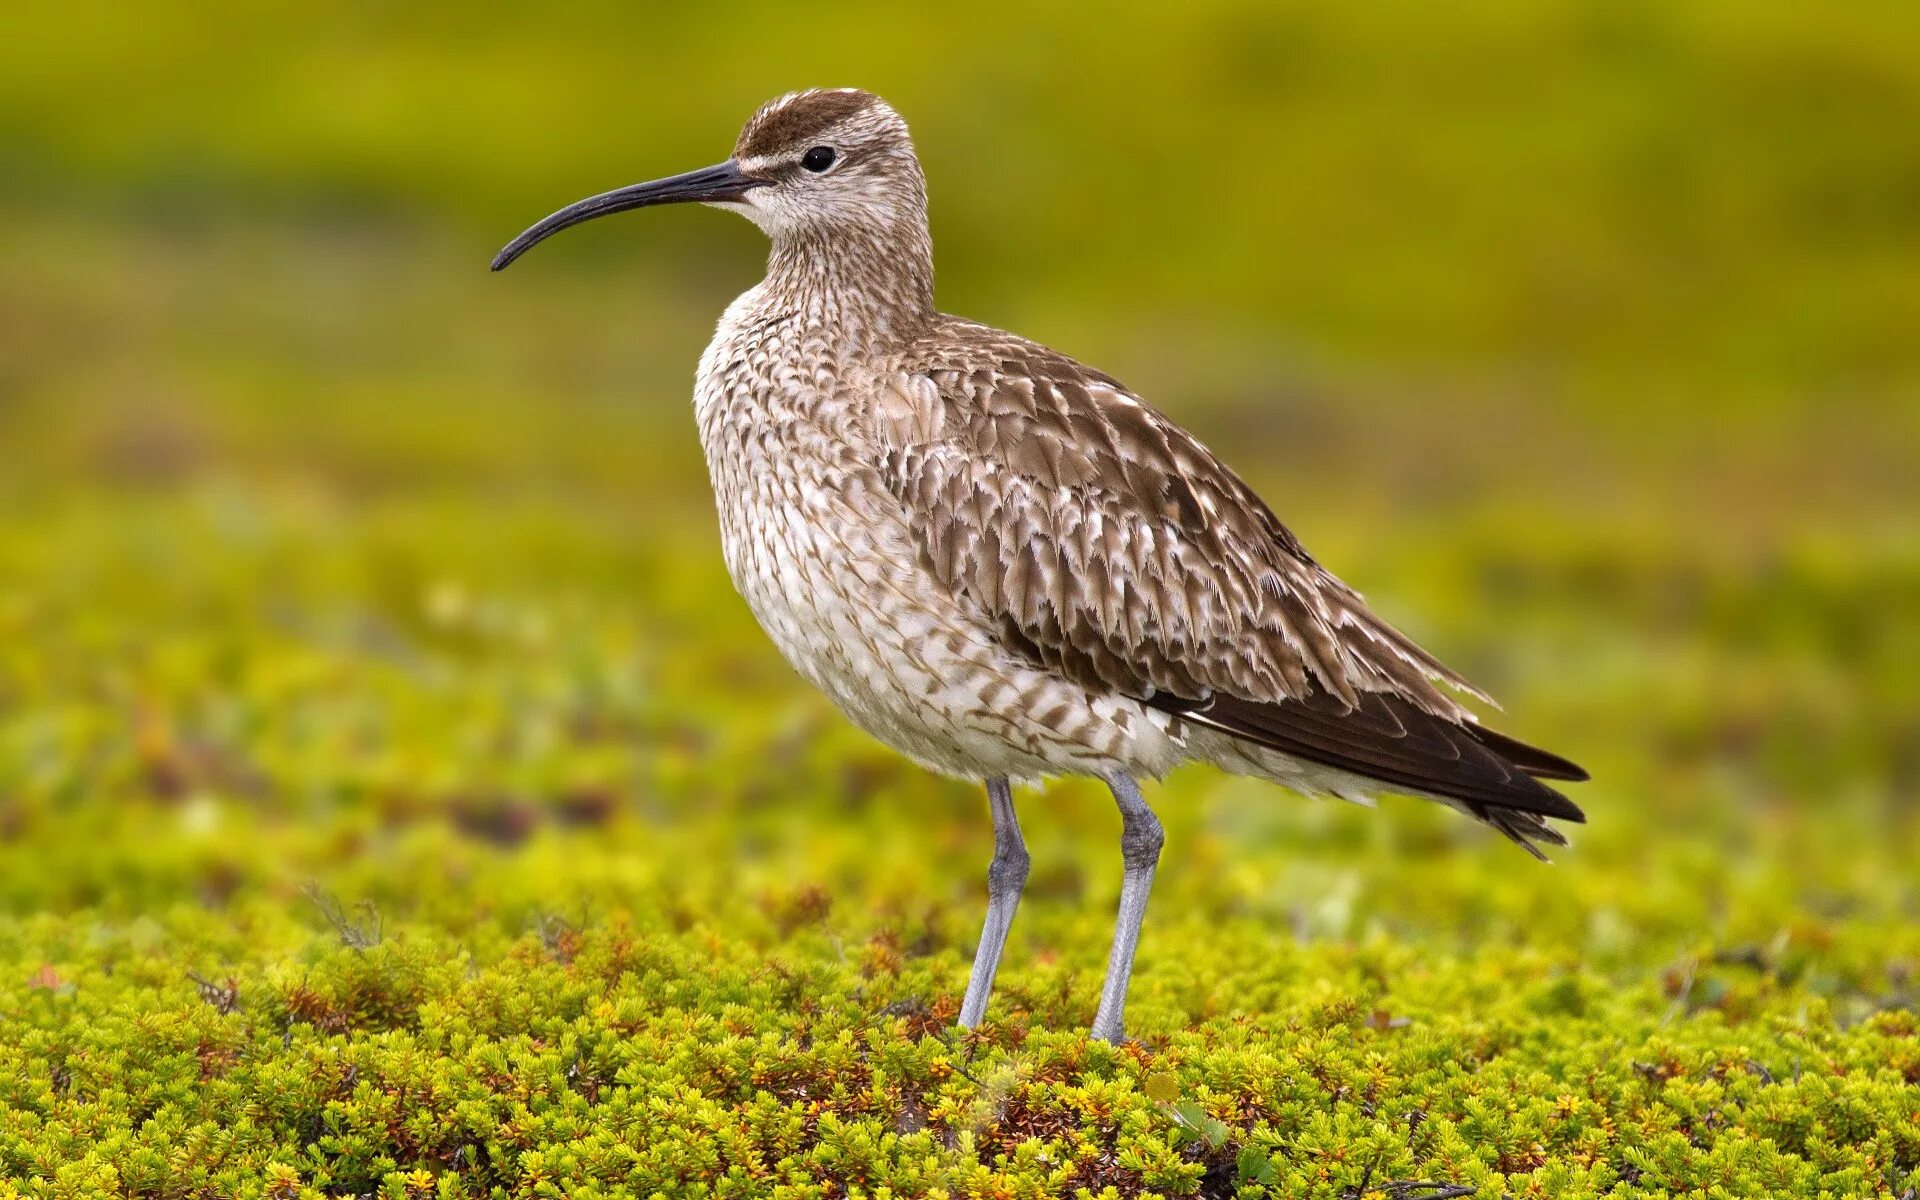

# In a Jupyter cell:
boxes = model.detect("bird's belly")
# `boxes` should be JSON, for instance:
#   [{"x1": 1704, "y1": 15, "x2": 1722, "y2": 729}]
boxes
[{"x1": 710, "y1": 454, "x2": 1176, "y2": 783}]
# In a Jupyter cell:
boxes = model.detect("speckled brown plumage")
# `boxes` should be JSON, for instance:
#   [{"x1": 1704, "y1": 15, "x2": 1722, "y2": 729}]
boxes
[
  {"x1": 874, "y1": 314, "x2": 1585, "y2": 852},
  {"x1": 494, "y1": 87, "x2": 1588, "y2": 1040}
]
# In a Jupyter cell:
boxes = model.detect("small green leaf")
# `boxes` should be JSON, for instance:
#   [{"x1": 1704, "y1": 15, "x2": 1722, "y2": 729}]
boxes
[
  {"x1": 1167, "y1": 1100, "x2": 1229, "y2": 1147},
  {"x1": 1236, "y1": 1146, "x2": 1277, "y2": 1185}
]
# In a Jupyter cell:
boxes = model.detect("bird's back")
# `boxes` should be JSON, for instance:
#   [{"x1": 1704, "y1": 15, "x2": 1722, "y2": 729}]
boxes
[{"x1": 883, "y1": 315, "x2": 1587, "y2": 853}]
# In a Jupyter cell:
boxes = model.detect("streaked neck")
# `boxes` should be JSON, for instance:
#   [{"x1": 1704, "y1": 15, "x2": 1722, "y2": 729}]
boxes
[{"x1": 762, "y1": 219, "x2": 935, "y2": 349}]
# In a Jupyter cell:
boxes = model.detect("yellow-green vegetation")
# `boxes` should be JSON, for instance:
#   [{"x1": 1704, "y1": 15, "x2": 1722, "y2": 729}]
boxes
[{"x1": 2, "y1": 2, "x2": 1917, "y2": 1197}]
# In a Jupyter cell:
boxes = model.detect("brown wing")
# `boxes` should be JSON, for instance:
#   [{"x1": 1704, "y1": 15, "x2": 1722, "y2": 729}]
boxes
[
  {"x1": 880, "y1": 320, "x2": 1585, "y2": 845},
  {"x1": 1154, "y1": 690, "x2": 1584, "y2": 859}
]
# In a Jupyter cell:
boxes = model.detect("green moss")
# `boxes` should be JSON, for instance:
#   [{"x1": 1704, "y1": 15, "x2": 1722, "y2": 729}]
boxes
[{"x1": 0, "y1": 495, "x2": 1914, "y2": 1198}]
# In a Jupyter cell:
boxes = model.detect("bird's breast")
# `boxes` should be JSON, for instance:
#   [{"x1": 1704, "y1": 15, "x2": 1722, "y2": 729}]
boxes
[{"x1": 693, "y1": 317, "x2": 932, "y2": 693}]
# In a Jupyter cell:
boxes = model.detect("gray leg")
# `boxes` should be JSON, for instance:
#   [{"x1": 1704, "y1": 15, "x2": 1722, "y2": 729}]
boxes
[
  {"x1": 957, "y1": 778, "x2": 1029, "y2": 1029},
  {"x1": 1089, "y1": 773, "x2": 1164, "y2": 1044}
]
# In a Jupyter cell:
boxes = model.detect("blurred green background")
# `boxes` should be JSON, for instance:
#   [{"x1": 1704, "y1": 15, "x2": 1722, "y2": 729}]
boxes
[{"x1": 2, "y1": 1, "x2": 1918, "y2": 1193}]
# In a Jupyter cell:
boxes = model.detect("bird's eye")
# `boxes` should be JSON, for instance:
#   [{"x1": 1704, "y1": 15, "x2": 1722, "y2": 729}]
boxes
[{"x1": 801, "y1": 146, "x2": 837, "y2": 173}]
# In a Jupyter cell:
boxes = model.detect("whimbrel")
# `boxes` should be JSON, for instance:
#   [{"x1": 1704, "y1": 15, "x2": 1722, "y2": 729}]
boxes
[{"x1": 493, "y1": 89, "x2": 1587, "y2": 1042}]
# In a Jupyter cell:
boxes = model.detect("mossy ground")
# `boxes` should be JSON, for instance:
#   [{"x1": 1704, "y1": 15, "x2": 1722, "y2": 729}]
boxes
[
  {"x1": 3, "y1": 487, "x2": 1915, "y2": 1198},
  {"x1": 3, "y1": 2, "x2": 1919, "y2": 1195}
]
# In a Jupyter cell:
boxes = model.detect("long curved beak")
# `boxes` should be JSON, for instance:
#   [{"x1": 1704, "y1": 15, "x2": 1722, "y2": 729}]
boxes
[{"x1": 491, "y1": 160, "x2": 767, "y2": 271}]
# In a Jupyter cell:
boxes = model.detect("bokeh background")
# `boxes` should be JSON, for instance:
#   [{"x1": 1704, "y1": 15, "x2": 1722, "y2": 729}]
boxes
[{"x1": 2, "y1": 1, "x2": 1918, "y2": 1193}]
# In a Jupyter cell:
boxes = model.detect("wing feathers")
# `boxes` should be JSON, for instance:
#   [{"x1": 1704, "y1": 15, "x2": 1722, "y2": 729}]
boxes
[
  {"x1": 1463, "y1": 724, "x2": 1592, "y2": 782},
  {"x1": 887, "y1": 318, "x2": 1587, "y2": 852},
  {"x1": 1161, "y1": 688, "x2": 1587, "y2": 824}
]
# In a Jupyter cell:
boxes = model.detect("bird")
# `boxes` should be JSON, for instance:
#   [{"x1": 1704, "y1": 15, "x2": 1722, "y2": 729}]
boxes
[{"x1": 492, "y1": 88, "x2": 1588, "y2": 1043}]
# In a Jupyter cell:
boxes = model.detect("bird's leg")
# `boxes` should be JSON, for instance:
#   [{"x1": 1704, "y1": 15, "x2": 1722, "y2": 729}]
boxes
[
  {"x1": 957, "y1": 777, "x2": 1029, "y2": 1029},
  {"x1": 1089, "y1": 773, "x2": 1164, "y2": 1044}
]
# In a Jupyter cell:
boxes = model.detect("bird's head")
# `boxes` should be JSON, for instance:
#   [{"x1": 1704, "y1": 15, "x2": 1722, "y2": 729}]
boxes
[{"x1": 492, "y1": 89, "x2": 925, "y2": 271}]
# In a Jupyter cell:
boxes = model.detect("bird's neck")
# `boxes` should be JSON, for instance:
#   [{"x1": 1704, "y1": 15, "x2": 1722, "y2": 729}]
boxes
[{"x1": 762, "y1": 219, "x2": 934, "y2": 349}]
